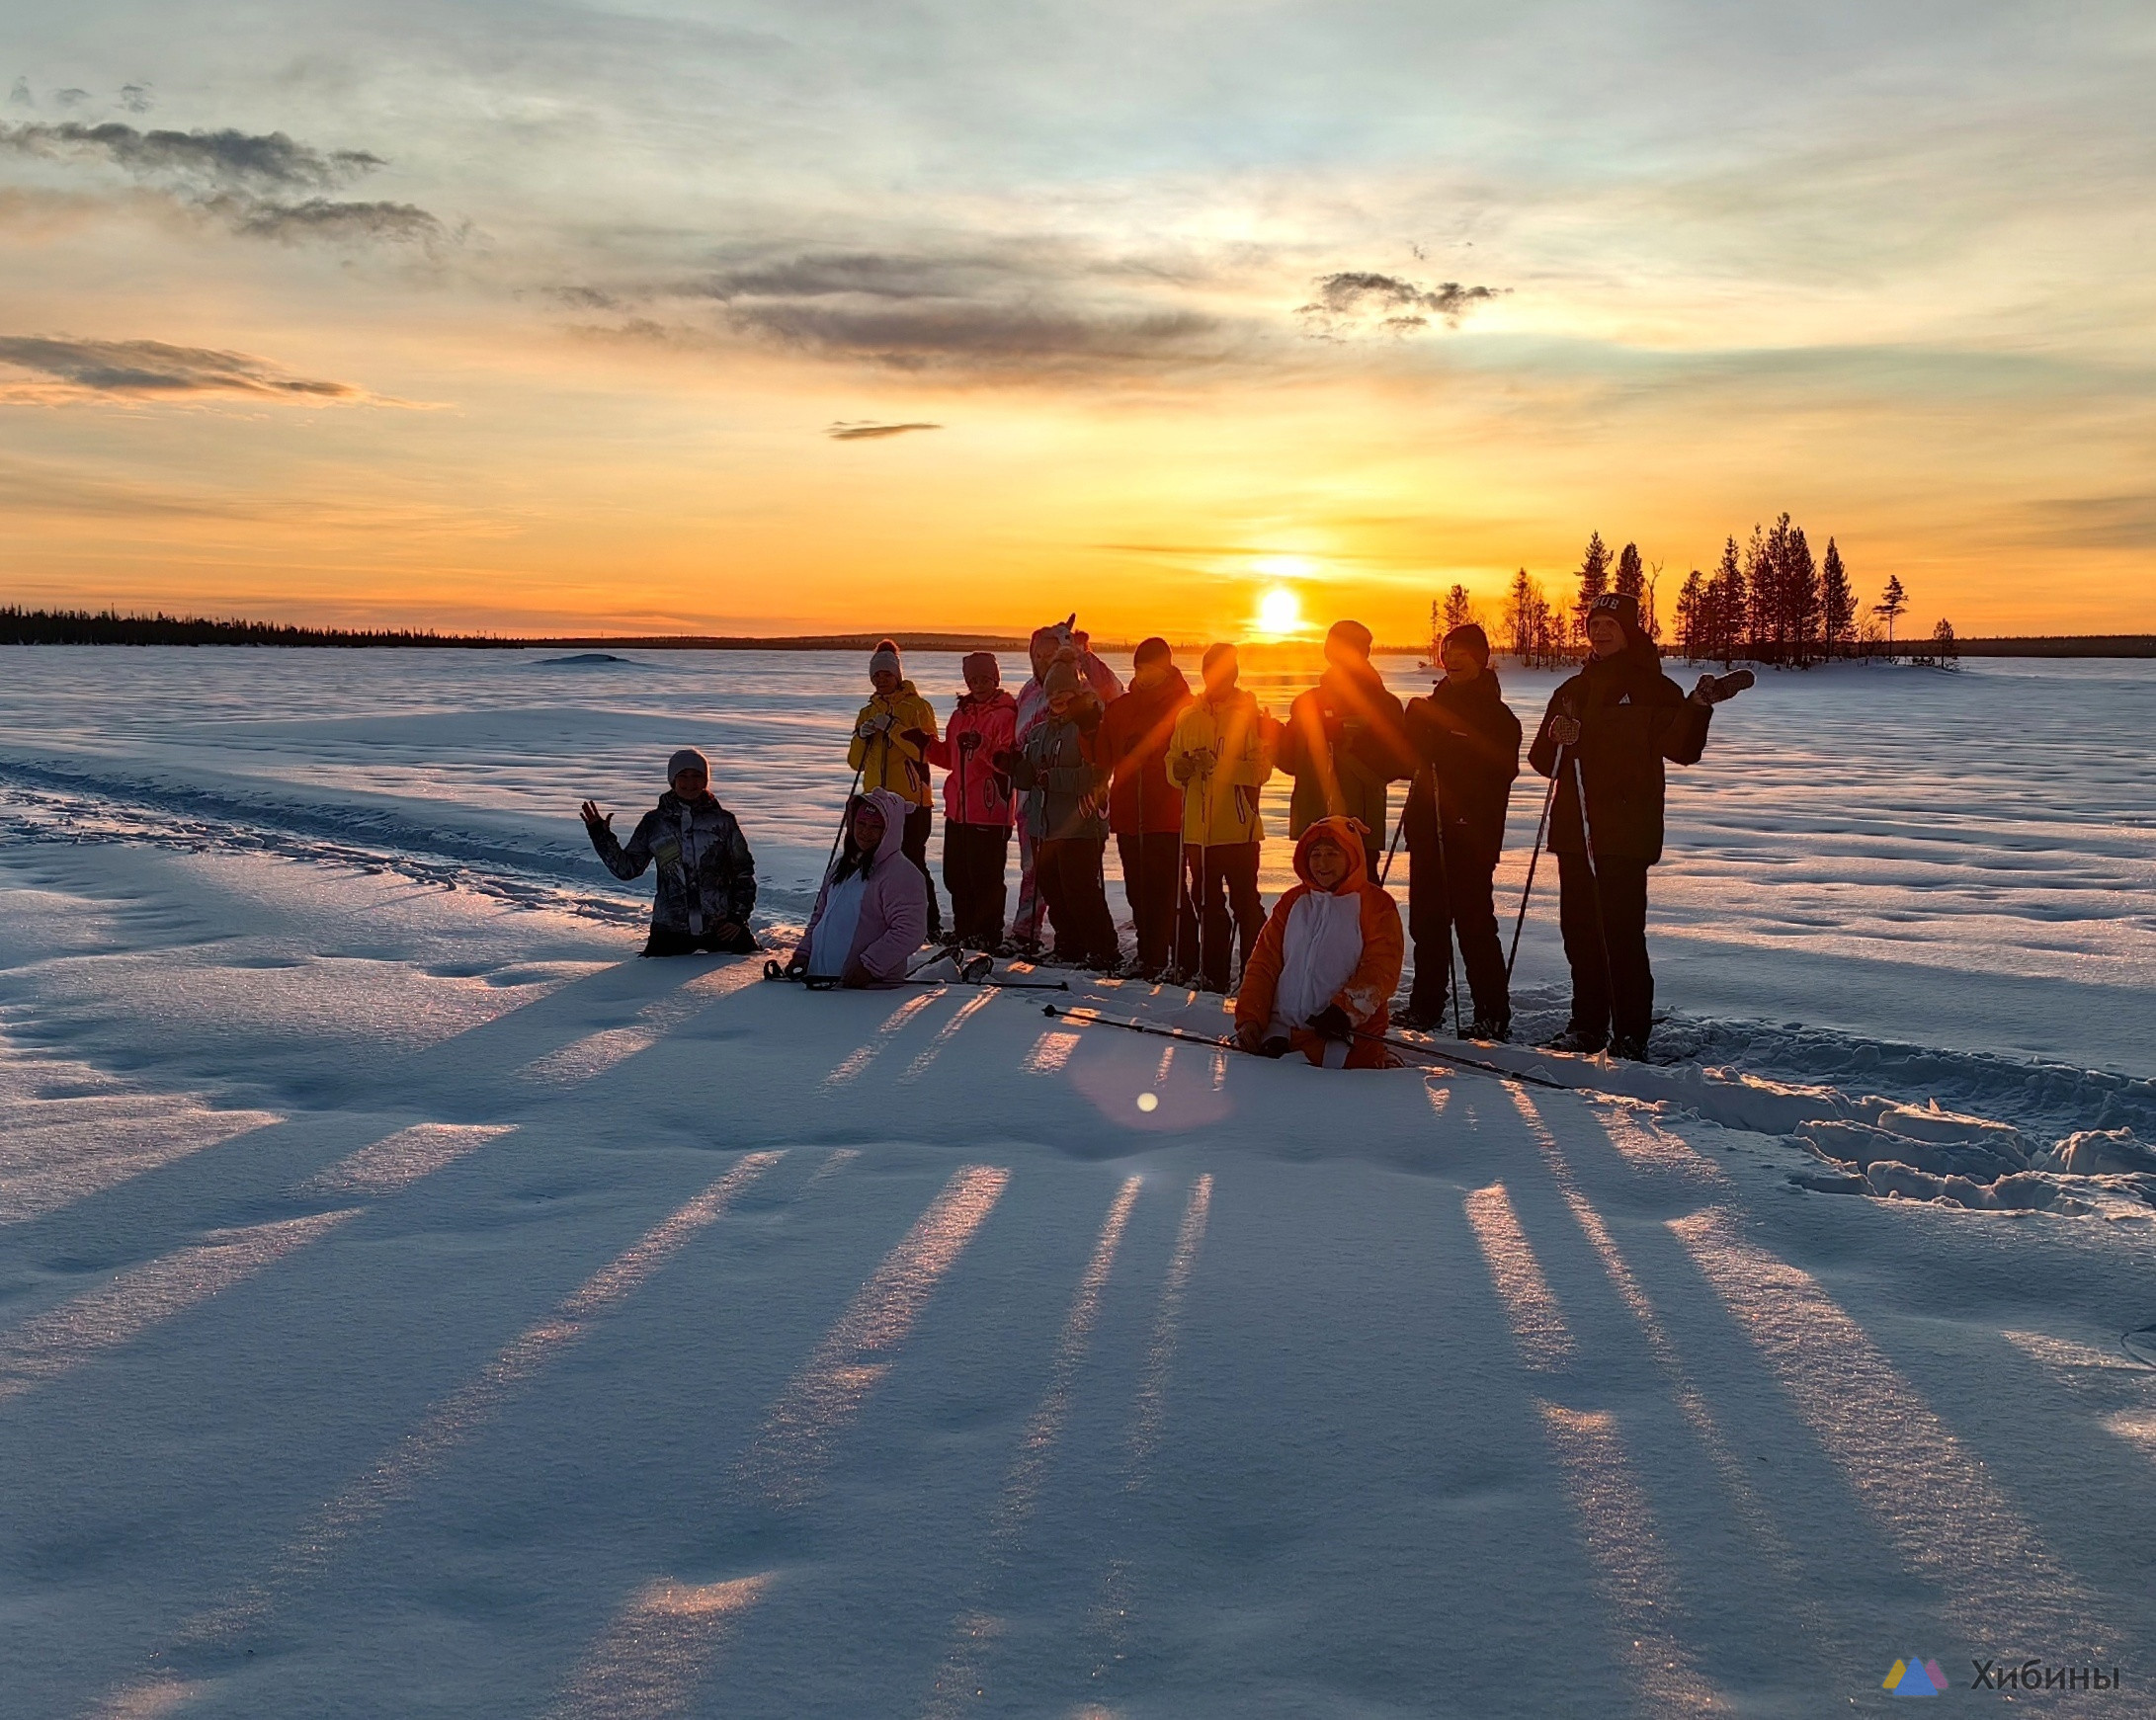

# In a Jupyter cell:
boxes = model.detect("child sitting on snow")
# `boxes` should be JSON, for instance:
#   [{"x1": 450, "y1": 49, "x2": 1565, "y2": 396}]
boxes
[
  {"x1": 788, "y1": 787, "x2": 928, "y2": 987},
  {"x1": 1234, "y1": 816, "x2": 1403, "y2": 1067},
  {"x1": 581, "y1": 747, "x2": 758, "y2": 957}
]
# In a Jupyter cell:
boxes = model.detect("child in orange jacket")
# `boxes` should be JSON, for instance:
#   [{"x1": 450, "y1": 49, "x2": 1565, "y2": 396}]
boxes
[{"x1": 1234, "y1": 816, "x2": 1404, "y2": 1068}]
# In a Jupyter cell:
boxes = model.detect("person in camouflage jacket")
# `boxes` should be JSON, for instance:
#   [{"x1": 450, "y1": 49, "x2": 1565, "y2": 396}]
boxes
[{"x1": 581, "y1": 747, "x2": 758, "y2": 956}]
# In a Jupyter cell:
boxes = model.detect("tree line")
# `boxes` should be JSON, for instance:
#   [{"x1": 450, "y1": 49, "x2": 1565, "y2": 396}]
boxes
[{"x1": 1459, "y1": 522, "x2": 1957, "y2": 671}]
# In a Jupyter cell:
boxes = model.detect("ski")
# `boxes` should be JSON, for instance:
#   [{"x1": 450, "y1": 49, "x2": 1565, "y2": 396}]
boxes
[{"x1": 1044, "y1": 1004, "x2": 1573, "y2": 1092}]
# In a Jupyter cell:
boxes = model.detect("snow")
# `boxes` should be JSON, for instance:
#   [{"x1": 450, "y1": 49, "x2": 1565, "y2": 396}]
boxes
[{"x1": 3, "y1": 646, "x2": 2154, "y2": 1716}]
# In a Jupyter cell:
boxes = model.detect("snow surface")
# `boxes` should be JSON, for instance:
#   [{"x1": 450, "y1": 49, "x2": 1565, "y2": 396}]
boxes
[{"x1": 3, "y1": 647, "x2": 2154, "y2": 1716}]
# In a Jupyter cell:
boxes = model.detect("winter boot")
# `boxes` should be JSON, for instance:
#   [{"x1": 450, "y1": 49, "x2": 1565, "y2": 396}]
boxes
[
  {"x1": 1391, "y1": 1003, "x2": 1442, "y2": 1031},
  {"x1": 1541, "y1": 1024, "x2": 1607, "y2": 1054},
  {"x1": 1607, "y1": 1031, "x2": 1650, "y2": 1061},
  {"x1": 1468, "y1": 1012, "x2": 1512, "y2": 1043}
]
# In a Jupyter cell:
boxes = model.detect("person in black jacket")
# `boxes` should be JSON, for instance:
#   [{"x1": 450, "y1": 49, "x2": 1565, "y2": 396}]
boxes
[
  {"x1": 581, "y1": 747, "x2": 758, "y2": 956},
  {"x1": 1399, "y1": 623, "x2": 1521, "y2": 1037},
  {"x1": 1527, "y1": 592, "x2": 1717, "y2": 1058}
]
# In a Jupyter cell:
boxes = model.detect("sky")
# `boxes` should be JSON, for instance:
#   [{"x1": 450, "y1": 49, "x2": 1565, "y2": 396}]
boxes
[{"x1": 3, "y1": 0, "x2": 2152, "y2": 642}]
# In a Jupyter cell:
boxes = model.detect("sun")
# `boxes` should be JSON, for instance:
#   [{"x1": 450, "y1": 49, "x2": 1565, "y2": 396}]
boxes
[{"x1": 1256, "y1": 586, "x2": 1303, "y2": 639}]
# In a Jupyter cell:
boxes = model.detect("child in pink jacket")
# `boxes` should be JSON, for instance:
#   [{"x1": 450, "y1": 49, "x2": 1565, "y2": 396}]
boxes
[
  {"x1": 790, "y1": 787, "x2": 928, "y2": 986},
  {"x1": 924, "y1": 652, "x2": 1019, "y2": 951}
]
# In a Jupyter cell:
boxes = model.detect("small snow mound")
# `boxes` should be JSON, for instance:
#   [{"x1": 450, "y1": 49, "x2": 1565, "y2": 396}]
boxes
[{"x1": 538, "y1": 652, "x2": 637, "y2": 667}]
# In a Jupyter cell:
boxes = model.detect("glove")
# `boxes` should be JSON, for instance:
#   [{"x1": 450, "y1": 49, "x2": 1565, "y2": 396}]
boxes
[
  {"x1": 857, "y1": 714, "x2": 894, "y2": 739},
  {"x1": 992, "y1": 749, "x2": 1020, "y2": 777},
  {"x1": 957, "y1": 731, "x2": 983, "y2": 753},
  {"x1": 1310, "y1": 1003, "x2": 1355, "y2": 1044}
]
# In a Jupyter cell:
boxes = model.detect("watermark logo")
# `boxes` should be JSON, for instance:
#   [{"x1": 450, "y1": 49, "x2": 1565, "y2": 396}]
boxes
[{"x1": 1884, "y1": 1658, "x2": 1948, "y2": 1697}]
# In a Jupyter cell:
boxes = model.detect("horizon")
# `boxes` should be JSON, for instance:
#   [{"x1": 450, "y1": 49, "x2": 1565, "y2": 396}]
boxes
[{"x1": 5, "y1": 4, "x2": 2152, "y2": 639}]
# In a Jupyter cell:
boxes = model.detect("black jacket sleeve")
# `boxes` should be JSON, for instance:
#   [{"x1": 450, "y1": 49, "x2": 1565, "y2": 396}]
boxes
[
  {"x1": 592, "y1": 808, "x2": 657, "y2": 880},
  {"x1": 723, "y1": 813, "x2": 757, "y2": 923}
]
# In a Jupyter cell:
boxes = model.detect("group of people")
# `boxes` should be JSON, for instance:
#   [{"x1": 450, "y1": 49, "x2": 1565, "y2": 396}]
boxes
[{"x1": 580, "y1": 592, "x2": 1724, "y2": 1064}]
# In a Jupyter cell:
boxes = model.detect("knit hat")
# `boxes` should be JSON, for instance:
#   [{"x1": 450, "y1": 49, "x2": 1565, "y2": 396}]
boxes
[
  {"x1": 1043, "y1": 658, "x2": 1082, "y2": 699},
  {"x1": 1587, "y1": 591, "x2": 1648, "y2": 648},
  {"x1": 961, "y1": 650, "x2": 1000, "y2": 689},
  {"x1": 667, "y1": 747, "x2": 709, "y2": 782},
  {"x1": 1326, "y1": 618, "x2": 1374, "y2": 658},
  {"x1": 1442, "y1": 622, "x2": 1491, "y2": 666},
  {"x1": 870, "y1": 638, "x2": 902, "y2": 679},
  {"x1": 1133, "y1": 635, "x2": 1172, "y2": 668}
]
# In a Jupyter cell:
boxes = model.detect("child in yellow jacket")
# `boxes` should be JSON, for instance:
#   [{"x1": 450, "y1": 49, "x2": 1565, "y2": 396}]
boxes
[{"x1": 847, "y1": 639, "x2": 943, "y2": 941}]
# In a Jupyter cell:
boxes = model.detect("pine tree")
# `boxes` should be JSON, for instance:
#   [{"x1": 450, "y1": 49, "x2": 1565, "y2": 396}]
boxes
[
  {"x1": 1783, "y1": 521, "x2": 1820, "y2": 665},
  {"x1": 1743, "y1": 526, "x2": 1773, "y2": 661},
  {"x1": 1614, "y1": 541, "x2": 1644, "y2": 601},
  {"x1": 1574, "y1": 532, "x2": 1611, "y2": 647},
  {"x1": 1820, "y1": 537, "x2": 1855, "y2": 658},
  {"x1": 1442, "y1": 583, "x2": 1477, "y2": 634},
  {"x1": 1712, "y1": 535, "x2": 1745, "y2": 666},
  {"x1": 1874, "y1": 574, "x2": 1908, "y2": 658},
  {"x1": 1504, "y1": 568, "x2": 1536, "y2": 661},
  {"x1": 1675, "y1": 568, "x2": 1705, "y2": 661}
]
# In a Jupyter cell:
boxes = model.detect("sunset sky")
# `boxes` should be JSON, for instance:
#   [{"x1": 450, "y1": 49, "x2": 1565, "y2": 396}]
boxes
[{"x1": 3, "y1": 1, "x2": 2151, "y2": 641}]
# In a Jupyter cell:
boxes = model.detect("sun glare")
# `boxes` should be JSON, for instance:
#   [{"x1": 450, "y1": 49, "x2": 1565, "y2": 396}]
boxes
[{"x1": 1256, "y1": 586, "x2": 1303, "y2": 639}]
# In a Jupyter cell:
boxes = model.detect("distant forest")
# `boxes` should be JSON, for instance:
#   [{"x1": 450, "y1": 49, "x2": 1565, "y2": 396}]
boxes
[
  {"x1": 0, "y1": 608, "x2": 1026, "y2": 653},
  {"x1": 1482, "y1": 521, "x2": 1979, "y2": 669}
]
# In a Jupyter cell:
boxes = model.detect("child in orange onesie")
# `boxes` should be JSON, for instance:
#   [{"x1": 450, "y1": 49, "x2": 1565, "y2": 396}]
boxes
[{"x1": 1234, "y1": 816, "x2": 1404, "y2": 1068}]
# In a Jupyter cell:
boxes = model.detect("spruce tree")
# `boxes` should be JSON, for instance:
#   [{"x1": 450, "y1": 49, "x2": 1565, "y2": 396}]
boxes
[
  {"x1": 1574, "y1": 532, "x2": 1611, "y2": 646},
  {"x1": 1614, "y1": 541, "x2": 1644, "y2": 601},
  {"x1": 1676, "y1": 568, "x2": 1704, "y2": 661},
  {"x1": 1713, "y1": 536, "x2": 1745, "y2": 666},
  {"x1": 1442, "y1": 583, "x2": 1476, "y2": 634},
  {"x1": 1504, "y1": 568, "x2": 1534, "y2": 661},
  {"x1": 1820, "y1": 537, "x2": 1855, "y2": 658},
  {"x1": 1783, "y1": 523, "x2": 1820, "y2": 665}
]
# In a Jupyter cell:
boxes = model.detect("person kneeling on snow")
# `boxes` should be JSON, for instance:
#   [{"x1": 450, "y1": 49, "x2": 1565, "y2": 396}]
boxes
[
  {"x1": 581, "y1": 747, "x2": 757, "y2": 957},
  {"x1": 788, "y1": 787, "x2": 928, "y2": 988},
  {"x1": 1234, "y1": 817, "x2": 1403, "y2": 1068}
]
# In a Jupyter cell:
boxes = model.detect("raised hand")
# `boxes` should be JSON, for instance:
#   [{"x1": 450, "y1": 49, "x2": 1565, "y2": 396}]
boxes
[{"x1": 579, "y1": 800, "x2": 612, "y2": 834}]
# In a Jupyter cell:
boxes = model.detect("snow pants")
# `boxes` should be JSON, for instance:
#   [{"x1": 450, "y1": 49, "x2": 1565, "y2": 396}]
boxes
[
  {"x1": 1180, "y1": 841, "x2": 1264, "y2": 991},
  {"x1": 1036, "y1": 836, "x2": 1119, "y2": 967},
  {"x1": 943, "y1": 822, "x2": 1011, "y2": 949},
  {"x1": 1407, "y1": 829, "x2": 1508, "y2": 1025},
  {"x1": 1556, "y1": 851, "x2": 1652, "y2": 1047},
  {"x1": 901, "y1": 803, "x2": 943, "y2": 940},
  {"x1": 642, "y1": 924, "x2": 758, "y2": 958},
  {"x1": 1115, "y1": 831, "x2": 1183, "y2": 976},
  {"x1": 1011, "y1": 821, "x2": 1047, "y2": 947}
]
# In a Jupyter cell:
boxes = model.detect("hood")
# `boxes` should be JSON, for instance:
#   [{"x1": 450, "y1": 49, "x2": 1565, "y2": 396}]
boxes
[
  {"x1": 1291, "y1": 816, "x2": 1370, "y2": 894},
  {"x1": 957, "y1": 687, "x2": 1016, "y2": 715},
  {"x1": 859, "y1": 785, "x2": 911, "y2": 864},
  {"x1": 1125, "y1": 664, "x2": 1192, "y2": 711}
]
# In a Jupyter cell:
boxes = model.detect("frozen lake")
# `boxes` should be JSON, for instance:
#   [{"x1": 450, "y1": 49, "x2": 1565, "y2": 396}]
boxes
[
  {"x1": 4, "y1": 645, "x2": 2155, "y2": 1718},
  {"x1": 2, "y1": 644, "x2": 2150, "y2": 1073}
]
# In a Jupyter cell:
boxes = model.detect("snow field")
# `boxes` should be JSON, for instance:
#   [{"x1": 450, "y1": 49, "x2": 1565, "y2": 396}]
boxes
[{"x1": 3, "y1": 647, "x2": 2154, "y2": 1713}]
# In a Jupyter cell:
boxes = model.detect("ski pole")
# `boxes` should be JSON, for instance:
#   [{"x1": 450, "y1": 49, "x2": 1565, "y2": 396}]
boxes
[
  {"x1": 1430, "y1": 814, "x2": 1466, "y2": 1038},
  {"x1": 1377, "y1": 795, "x2": 1409, "y2": 886},
  {"x1": 823, "y1": 760, "x2": 866, "y2": 882},
  {"x1": 1505, "y1": 749, "x2": 1561, "y2": 983}
]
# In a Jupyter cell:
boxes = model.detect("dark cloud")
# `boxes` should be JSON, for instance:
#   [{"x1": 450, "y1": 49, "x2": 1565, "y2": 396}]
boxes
[
  {"x1": 55, "y1": 90, "x2": 92, "y2": 110},
  {"x1": 0, "y1": 121, "x2": 384, "y2": 190},
  {"x1": 607, "y1": 247, "x2": 1228, "y2": 375},
  {"x1": 119, "y1": 85, "x2": 153, "y2": 115},
  {"x1": 221, "y1": 197, "x2": 445, "y2": 245},
  {"x1": 0, "y1": 335, "x2": 364, "y2": 402},
  {"x1": 825, "y1": 421, "x2": 942, "y2": 440},
  {"x1": 0, "y1": 118, "x2": 444, "y2": 249},
  {"x1": 1297, "y1": 271, "x2": 1504, "y2": 338}
]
